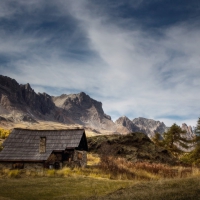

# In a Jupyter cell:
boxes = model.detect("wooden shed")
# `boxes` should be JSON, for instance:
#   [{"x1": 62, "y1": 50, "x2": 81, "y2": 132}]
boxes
[{"x1": 0, "y1": 128, "x2": 88, "y2": 169}]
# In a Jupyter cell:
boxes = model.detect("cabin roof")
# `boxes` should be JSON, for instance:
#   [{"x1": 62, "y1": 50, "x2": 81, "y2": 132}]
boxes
[{"x1": 0, "y1": 128, "x2": 88, "y2": 162}]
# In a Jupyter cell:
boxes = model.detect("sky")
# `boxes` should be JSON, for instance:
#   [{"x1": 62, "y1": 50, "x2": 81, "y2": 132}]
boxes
[{"x1": 0, "y1": 0, "x2": 200, "y2": 127}]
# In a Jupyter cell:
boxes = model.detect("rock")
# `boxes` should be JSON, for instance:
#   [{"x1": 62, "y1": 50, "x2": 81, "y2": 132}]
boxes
[
  {"x1": 115, "y1": 116, "x2": 140, "y2": 133},
  {"x1": 0, "y1": 75, "x2": 55, "y2": 122},
  {"x1": 132, "y1": 117, "x2": 167, "y2": 138},
  {"x1": 52, "y1": 92, "x2": 116, "y2": 130},
  {"x1": 181, "y1": 123, "x2": 196, "y2": 139}
]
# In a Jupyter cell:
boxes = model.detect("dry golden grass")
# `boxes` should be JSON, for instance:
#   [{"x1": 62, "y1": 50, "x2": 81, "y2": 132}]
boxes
[
  {"x1": 99, "y1": 156, "x2": 200, "y2": 180},
  {"x1": 87, "y1": 153, "x2": 100, "y2": 166},
  {"x1": 0, "y1": 121, "x2": 101, "y2": 137}
]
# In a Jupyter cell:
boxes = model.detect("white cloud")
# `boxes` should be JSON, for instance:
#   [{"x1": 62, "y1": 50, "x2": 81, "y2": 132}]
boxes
[{"x1": 0, "y1": 0, "x2": 200, "y2": 127}]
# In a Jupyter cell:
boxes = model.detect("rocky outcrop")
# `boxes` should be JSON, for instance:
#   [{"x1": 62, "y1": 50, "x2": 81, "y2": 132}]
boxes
[
  {"x1": 181, "y1": 123, "x2": 196, "y2": 139},
  {"x1": 115, "y1": 116, "x2": 140, "y2": 133},
  {"x1": 0, "y1": 75, "x2": 55, "y2": 122},
  {"x1": 115, "y1": 116, "x2": 167, "y2": 137},
  {"x1": 132, "y1": 117, "x2": 167, "y2": 138},
  {"x1": 52, "y1": 92, "x2": 115, "y2": 130},
  {"x1": 0, "y1": 75, "x2": 26, "y2": 111},
  {"x1": 20, "y1": 83, "x2": 55, "y2": 115}
]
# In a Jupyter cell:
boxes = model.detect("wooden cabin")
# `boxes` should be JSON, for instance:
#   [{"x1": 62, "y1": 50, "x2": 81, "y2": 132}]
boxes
[{"x1": 0, "y1": 128, "x2": 88, "y2": 169}]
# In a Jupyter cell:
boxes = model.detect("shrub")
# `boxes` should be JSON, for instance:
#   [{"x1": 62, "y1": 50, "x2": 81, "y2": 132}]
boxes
[
  {"x1": 99, "y1": 156, "x2": 195, "y2": 180},
  {"x1": 46, "y1": 169, "x2": 56, "y2": 176},
  {"x1": 8, "y1": 170, "x2": 20, "y2": 178},
  {"x1": 0, "y1": 128, "x2": 11, "y2": 139}
]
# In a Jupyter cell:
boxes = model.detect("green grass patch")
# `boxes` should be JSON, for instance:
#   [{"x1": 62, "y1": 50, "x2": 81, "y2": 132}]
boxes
[
  {"x1": 0, "y1": 177, "x2": 134, "y2": 200},
  {"x1": 88, "y1": 177, "x2": 200, "y2": 200}
]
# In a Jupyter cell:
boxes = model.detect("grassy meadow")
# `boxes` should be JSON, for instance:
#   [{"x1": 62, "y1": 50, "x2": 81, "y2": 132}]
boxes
[
  {"x1": 1, "y1": 127, "x2": 200, "y2": 199},
  {"x1": 0, "y1": 154, "x2": 200, "y2": 199}
]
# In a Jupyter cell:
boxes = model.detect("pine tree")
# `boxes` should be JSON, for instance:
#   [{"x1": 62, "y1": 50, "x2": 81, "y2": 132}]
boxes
[
  {"x1": 152, "y1": 132, "x2": 163, "y2": 147},
  {"x1": 162, "y1": 123, "x2": 190, "y2": 157},
  {"x1": 196, "y1": 117, "x2": 200, "y2": 135}
]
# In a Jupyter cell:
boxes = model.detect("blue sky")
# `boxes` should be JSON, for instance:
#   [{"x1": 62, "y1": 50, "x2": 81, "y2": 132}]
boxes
[{"x1": 0, "y1": 0, "x2": 200, "y2": 127}]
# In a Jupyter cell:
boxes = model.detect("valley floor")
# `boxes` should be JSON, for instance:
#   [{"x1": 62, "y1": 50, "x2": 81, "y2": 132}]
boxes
[{"x1": 0, "y1": 176, "x2": 200, "y2": 200}]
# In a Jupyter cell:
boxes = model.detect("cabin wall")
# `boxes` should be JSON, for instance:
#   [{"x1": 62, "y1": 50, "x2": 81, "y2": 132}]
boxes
[{"x1": 73, "y1": 150, "x2": 87, "y2": 167}]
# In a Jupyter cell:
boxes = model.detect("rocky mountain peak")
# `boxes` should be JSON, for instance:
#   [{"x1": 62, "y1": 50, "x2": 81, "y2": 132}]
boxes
[
  {"x1": 132, "y1": 117, "x2": 167, "y2": 138},
  {"x1": 181, "y1": 123, "x2": 196, "y2": 139},
  {"x1": 52, "y1": 92, "x2": 114, "y2": 130},
  {"x1": 0, "y1": 75, "x2": 55, "y2": 118},
  {"x1": 115, "y1": 116, "x2": 140, "y2": 133}
]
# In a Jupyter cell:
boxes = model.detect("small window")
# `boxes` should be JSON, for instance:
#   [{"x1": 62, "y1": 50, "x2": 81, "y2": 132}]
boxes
[
  {"x1": 39, "y1": 137, "x2": 46, "y2": 153},
  {"x1": 77, "y1": 152, "x2": 83, "y2": 160}
]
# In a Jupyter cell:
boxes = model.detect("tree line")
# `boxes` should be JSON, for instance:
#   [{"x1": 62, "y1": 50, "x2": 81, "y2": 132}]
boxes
[{"x1": 152, "y1": 118, "x2": 200, "y2": 165}]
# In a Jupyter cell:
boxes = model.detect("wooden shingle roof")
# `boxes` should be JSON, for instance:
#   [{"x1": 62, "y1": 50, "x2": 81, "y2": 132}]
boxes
[{"x1": 0, "y1": 128, "x2": 87, "y2": 162}]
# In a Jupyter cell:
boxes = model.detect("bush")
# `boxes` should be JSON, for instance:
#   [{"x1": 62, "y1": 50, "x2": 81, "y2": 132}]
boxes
[
  {"x1": 46, "y1": 169, "x2": 56, "y2": 176},
  {"x1": 180, "y1": 145, "x2": 200, "y2": 166},
  {"x1": 0, "y1": 128, "x2": 11, "y2": 139},
  {"x1": 8, "y1": 170, "x2": 20, "y2": 178}
]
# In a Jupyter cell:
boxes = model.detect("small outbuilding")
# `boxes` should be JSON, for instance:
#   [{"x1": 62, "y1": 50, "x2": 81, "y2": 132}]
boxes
[{"x1": 0, "y1": 128, "x2": 88, "y2": 170}]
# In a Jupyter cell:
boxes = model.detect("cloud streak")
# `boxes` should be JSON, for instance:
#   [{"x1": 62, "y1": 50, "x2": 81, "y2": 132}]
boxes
[{"x1": 0, "y1": 0, "x2": 200, "y2": 127}]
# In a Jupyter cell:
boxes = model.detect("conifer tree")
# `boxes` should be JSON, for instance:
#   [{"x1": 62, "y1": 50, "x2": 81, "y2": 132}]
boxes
[
  {"x1": 196, "y1": 117, "x2": 200, "y2": 135},
  {"x1": 152, "y1": 124, "x2": 194, "y2": 156}
]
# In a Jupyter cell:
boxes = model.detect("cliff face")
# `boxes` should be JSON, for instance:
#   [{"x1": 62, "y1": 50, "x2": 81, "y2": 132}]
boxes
[
  {"x1": 181, "y1": 123, "x2": 196, "y2": 139},
  {"x1": 115, "y1": 116, "x2": 167, "y2": 137},
  {"x1": 0, "y1": 75, "x2": 26, "y2": 111},
  {"x1": 115, "y1": 116, "x2": 140, "y2": 133},
  {"x1": 0, "y1": 75, "x2": 55, "y2": 122},
  {"x1": 132, "y1": 117, "x2": 167, "y2": 138},
  {"x1": 0, "y1": 75, "x2": 116, "y2": 130},
  {"x1": 52, "y1": 92, "x2": 115, "y2": 130},
  {"x1": 20, "y1": 83, "x2": 55, "y2": 115}
]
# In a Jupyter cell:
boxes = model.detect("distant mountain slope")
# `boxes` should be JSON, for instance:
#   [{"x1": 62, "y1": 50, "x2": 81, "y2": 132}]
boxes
[
  {"x1": 0, "y1": 75, "x2": 116, "y2": 131},
  {"x1": 115, "y1": 116, "x2": 167, "y2": 137},
  {"x1": 0, "y1": 75, "x2": 55, "y2": 123},
  {"x1": 115, "y1": 116, "x2": 140, "y2": 133},
  {"x1": 132, "y1": 117, "x2": 167, "y2": 138},
  {"x1": 0, "y1": 74, "x2": 195, "y2": 138},
  {"x1": 181, "y1": 123, "x2": 196, "y2": 139},
  {"x1": 52, "y1": 92, "x2": 115, "y2": 131}
]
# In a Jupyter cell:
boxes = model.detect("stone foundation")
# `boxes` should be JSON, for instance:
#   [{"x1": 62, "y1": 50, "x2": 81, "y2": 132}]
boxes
[{"x1": 73, "y1": 150, "x2": 87, "y2": 167}]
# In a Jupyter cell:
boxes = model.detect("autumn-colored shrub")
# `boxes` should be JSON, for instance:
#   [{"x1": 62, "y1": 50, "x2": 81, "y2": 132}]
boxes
[{"x1": 0, "y1": 128, "x2": 11, "y2": 139}]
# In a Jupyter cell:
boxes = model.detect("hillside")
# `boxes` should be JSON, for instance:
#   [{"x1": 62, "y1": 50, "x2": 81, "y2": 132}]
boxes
[{"x1": 87, "y1": 132, "x2": 176, "y2": 164}]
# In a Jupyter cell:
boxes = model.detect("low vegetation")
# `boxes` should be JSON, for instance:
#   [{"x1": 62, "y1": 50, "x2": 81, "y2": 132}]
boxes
[
  {"x1": 0, "y1": 161, "x2": 200, "y2": 200},
  {"x1": 88, "y1": 177, "x2": 200, "y2": 200},
  {"x1": 0, "y1": 127, "x2": 10, "y2": 139},
  {"x1": 1, "y1": 119, "x2": 200, "y2": 199},
  {"x1": 0, "y1": 176, "x2": 134, "y2": 200},
  {"x1": 87, "y1": 132, "x2": 176, "y2": 164}
]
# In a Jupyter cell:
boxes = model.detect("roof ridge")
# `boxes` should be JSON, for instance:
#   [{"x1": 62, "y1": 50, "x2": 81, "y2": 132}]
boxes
[{"x1": 13, "y1": 128, "x2": 85, "y2": 131}]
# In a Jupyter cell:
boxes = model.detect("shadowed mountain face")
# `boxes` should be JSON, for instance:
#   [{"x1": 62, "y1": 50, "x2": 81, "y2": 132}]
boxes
[
  {"x1": 0, "y1": 75, "x2": 55, "y2": 120},
  {"x1": 0, "y1": 75, "x2": 116, "y2": 131},
  {"x1": 52, "y1": 93, "x2": 115, "y2": 130},
  {"x1": 115, "y1": 116, "x2": 140, "y2": 133}
]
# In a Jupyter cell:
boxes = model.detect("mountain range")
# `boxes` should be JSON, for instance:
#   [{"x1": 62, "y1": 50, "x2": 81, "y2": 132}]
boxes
[{"x1": 0, "y1": 75, "x2": 194, "y2": 138}]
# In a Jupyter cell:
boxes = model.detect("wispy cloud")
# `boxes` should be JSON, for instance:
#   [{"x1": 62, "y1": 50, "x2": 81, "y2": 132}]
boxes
[{"x1": 0, "y1": 0, "x2": 199, "y2": 127}]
